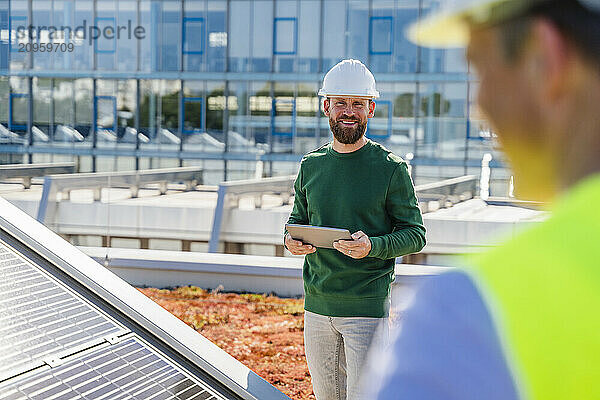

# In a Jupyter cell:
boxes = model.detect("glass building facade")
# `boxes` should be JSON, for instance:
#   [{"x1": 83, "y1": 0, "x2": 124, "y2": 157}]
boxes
[{"x1": 0, "y1": 0, "x2": 502, "y2": 185}]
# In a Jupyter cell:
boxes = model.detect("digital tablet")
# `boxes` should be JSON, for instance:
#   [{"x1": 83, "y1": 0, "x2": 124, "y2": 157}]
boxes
[{"x1": 285, "y1": 224, "x2": 353, "y2": 249}]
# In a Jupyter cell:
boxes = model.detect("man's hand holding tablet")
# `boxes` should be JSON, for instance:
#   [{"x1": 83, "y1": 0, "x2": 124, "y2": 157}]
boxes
[
  {"x1": 285, "y1": 224, "x2": 372, "y2": 259},
  {"x1": 284, "y1": 233, "x2": 316, "y2": 255},
  {"x1": 333, "y1": 230, "x2": 372, "y2": 259}
]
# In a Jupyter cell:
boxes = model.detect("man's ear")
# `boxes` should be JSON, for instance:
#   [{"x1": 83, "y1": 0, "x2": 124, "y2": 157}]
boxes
[
  {"x1": 368, "y1": 100, "x2": 376, "y2": 118},
  {"x1": 532, "y1": 18, "x2": 571, "y2": 101},
  {"x1": 323, "y1": 98, "x2": 330, "y2": 116}
]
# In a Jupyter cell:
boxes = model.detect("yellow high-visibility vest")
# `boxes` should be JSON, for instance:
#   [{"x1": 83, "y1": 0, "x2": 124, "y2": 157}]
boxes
[{"x1": 469, "y1": 174, "x2": 600, "y2": 399}]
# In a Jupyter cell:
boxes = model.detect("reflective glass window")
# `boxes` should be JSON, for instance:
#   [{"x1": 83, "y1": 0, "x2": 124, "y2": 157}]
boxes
[
  {"x1": 183, "y1": 0, "x2": 204, "y2": 73},
  {"x1": 206, "y1": 1, "x2": 226, "y2": 72},
  {"x1": 31, "y1": 0, "x2": 53, "y2": 71},
  {"x1": 96, "y1": 1, "x2": 117, "y2": 70},
  {"x1": 161, "y1": 0, "x2": 182, "y2": 71},
  {"x1": 181, "y1": 80, "x2": 226, "y2": 153},
  {"x1": 139, "y1": 80, "x2": 159, "y2": 144},
  {"x1": 182, "y1": 80, "x2": 204, "y2": 136},
  {"x1": 347, "y1": 0, "x2": 368, "y2": 63},
  {"x1": 393, "y1": 0, "x2": 418, "y2": 73},
  {"x1": 322, "y1": 0, "x2": 346, "y2": 72},
  {"x1": 32, "y1": 78, "x2": 52, "y2": 144},
  {"x1": 248, "y1": 81, "x2": 271, "y2": 148},
  {"x1": 370, "y1": 17, "x2": 393, "y2": 55},
  {"x1": 274, "y1": 18, "x2": 296, "y2": 55},
  {"x1": 115, "y1": 80, "x2": 138, "y2": 147},
  {"x1": 183, "y1": 14, "x2": 204, "y2": 71},
  {"x1": 417, "y1": 82, "x2": 468, "y2": 159},
  {"x1": 252, "y1": 1, "x2": 273, "y2": 72},
  {"x1": 182, "y1": 0, "x2": 225, "y2": 72},
  {"x1": 73, "y1": 0, "x2": 93, "y2": 70},
  {"x1": 183, "y1": 20, "x2": 204, "y2": 54},
  {"x1": 369, "y1": 0, "x2": 395, "y2": 73},
  {"x1": 419, "y1": 0, "x2": 467, "y2": 73},
  {"x1": 0, "y1": 1, "x2": 8, "y2": 70},
  {"x1": 297, "y1": 1, "x2": 319, "y2": 73},
  {"x1": 139, "y1": 80, "x2": 181, "y2": 151},
  {"x1": 94, "y1": 79, "x2": 118, "y2": 148},
  {"x1": 229, "y1": 0, "x2": 251, "y2": 72},
  {"x1": 385, "y1": 83, "x2": 416, "y2": 155},
  {"x1": 296, "y1": 82, "x2": 320, "y2": 154},
  {"x1": 0, "y1": 77, "x2": 8, "y2": 128},
  {"x1": 272, "y1": 82, "x2": 295, "y2": 153},
  {"x1": 8, "y1": 78, "x2": 28, "y2": 143},
  {"x1": 50, "y1": 0, "x2": 75, "y2": 72},
  {"x1": 1, "y1": 78, "x2": 25, "y2": 144},
  {"x1": 9, "y1": 0, "x2": 29, "y2": 70},
  {"x1": 52, "y1": 79, "x2": 79, "y2": 146},
  {"x1": 159, "y1": 80, "x2": 181, "y2": 136},
  {"x1": 369, "y1": 100, "x2": 392, "y2": 139},
  {"x1": 73, "y1": 78, "x2": 93, "y2": 146},
  {"x1": 274, "y1": 1, "x2": 297, "y2": 72},
  {"x1": 366, "y1": 82, "x2": 391, "y2": 143},
  {"x1": 228, "y1": 81, "x2": 253, "y2": 153},
  {"x1": 139, "y1": 0, "x2": 154, "y2": 72},
  {"x1": 206, "y1": 81, "x2": 225, "y2": 135},
  {"x1": 183, "y1": 99, "x2": 203, "y2": 132},
  {"x1": 116, "y1": 1, "x2": 139, "y2": 72}
]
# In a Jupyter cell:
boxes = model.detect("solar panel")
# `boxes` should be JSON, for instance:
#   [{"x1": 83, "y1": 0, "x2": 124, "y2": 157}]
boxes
[
  {"x1": 0, "y1": 196, "x2": 288, "y2": 400},
  {"x1": 0, "y1": 336, "x2": 227, "y2": 400},
  {"x1": 0, "y1": 240, "x2": 127, "y2": 379}
]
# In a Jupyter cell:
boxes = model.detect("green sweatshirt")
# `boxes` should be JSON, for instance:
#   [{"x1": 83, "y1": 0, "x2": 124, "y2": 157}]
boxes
[{"x1": 286, "y1": 139, "x2": 426, "y2": 318}]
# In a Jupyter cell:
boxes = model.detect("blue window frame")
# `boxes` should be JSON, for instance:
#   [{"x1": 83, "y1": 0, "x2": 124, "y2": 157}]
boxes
[
  {"x1": 367, "y1": 100, "x2": 392, "y2": 139},
  {"x1": 466, "y1": 120, "x2": 495, "y2": 140},
  {"x1": 9, "y1": 15, "x2": 26, "y2": 53},
  {"x1": 273, "y1": 18, "x2": 297, "y2": 55},
  {"x1": 369, "y1": 16, "x2": 393, "y2": 55},
  {"x1": 94, "y1": 96, "x2": 117, "y2": 132},
  {"x1": 94, "y1": 17, "x2": 116, "y2": 54},
  {"x1": 271, "y1": 97, "x2": 296, "y2": 137},
  {"x1": 183, "y1": 17, "x2": 204, "y2": 55},
  {"x1": 9, "y1": 93, "x2": 28, "y2": 131},
  {"x1": 182, "y1": 97, "x2": 203, "y2": 133}
]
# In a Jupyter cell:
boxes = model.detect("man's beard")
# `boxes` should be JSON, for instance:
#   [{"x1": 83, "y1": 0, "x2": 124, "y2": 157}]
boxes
[{"x1": 329, "y1": 117, "x2": 367, "y2": 144}]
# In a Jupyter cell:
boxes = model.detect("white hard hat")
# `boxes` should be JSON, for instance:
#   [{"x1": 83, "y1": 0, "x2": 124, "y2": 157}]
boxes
[
  {"x1": 318, "y1": 59, "x2": 380, "y2": 99},
  {"x1": 407, "y1": 0, "x2": 600, "y2": 48}
]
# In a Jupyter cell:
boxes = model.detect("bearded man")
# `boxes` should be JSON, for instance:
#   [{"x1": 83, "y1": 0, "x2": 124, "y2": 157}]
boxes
[{"x1": 284, "y1": 59, "x2": 426, "y2": 400}]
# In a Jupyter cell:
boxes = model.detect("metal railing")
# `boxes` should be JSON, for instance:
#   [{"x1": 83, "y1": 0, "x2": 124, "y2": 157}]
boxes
[
  {"x1": 207, "y1": 174, "x2": 480, "y2": 253},
  {"x1": 415, "y1": 175, "x2": 478, "y2": 212},
  {"x1": 36, "y1": 167, "x2": 203, "y2": 223},
  {"x1": 208, "y1": 175, "x2": 296, "y2": 253},
  {"x1": 0, "y1": 162, "x2": 75, "y2": 189}
]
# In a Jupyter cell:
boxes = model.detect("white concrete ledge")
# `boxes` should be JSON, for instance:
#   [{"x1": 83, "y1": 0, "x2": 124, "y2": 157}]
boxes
[{"x1": 80, "y1": 247, "x2": 452, "y2": 297}]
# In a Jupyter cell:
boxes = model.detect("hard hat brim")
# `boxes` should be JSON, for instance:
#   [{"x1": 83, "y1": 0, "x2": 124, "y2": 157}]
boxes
[
  {"x1": 407, "y1": 12, "x2": 470, "y2": 48},
  {"x1": 317, "y1": 90, "x2": 380, "y2": 99},
  {"x1": 407, "y1": 0, "x2": 535, "y2": 48}
]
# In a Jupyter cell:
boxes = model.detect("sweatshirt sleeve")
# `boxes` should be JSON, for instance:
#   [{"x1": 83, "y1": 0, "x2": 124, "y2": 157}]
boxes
[
  {"x1": 284, "y1": 163, "x2": 309, "y2": 241},
  {"x1": 368, "y1": 162, "x2": 426, "y2": 259}
]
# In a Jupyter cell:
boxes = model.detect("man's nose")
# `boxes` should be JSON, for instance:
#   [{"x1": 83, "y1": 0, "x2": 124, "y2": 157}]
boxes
[{"x1": 340, "y1": 104, "x2": 356, "y2": 115}]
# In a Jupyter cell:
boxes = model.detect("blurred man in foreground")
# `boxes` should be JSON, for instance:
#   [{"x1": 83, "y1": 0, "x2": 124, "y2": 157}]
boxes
[{"x1": 364, "y1": 0, "x2": 600, "y2": 399}]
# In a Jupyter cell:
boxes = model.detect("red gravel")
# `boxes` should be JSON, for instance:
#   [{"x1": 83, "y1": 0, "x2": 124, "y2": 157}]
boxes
[{"x1": 138, "y1": 286, "x2": 315, "y2": 400}]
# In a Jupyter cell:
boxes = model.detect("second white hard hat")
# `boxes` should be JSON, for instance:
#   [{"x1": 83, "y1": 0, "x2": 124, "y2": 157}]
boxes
[{"x1": 318, "y1": 59, "x2": 380, "y2": 99}]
